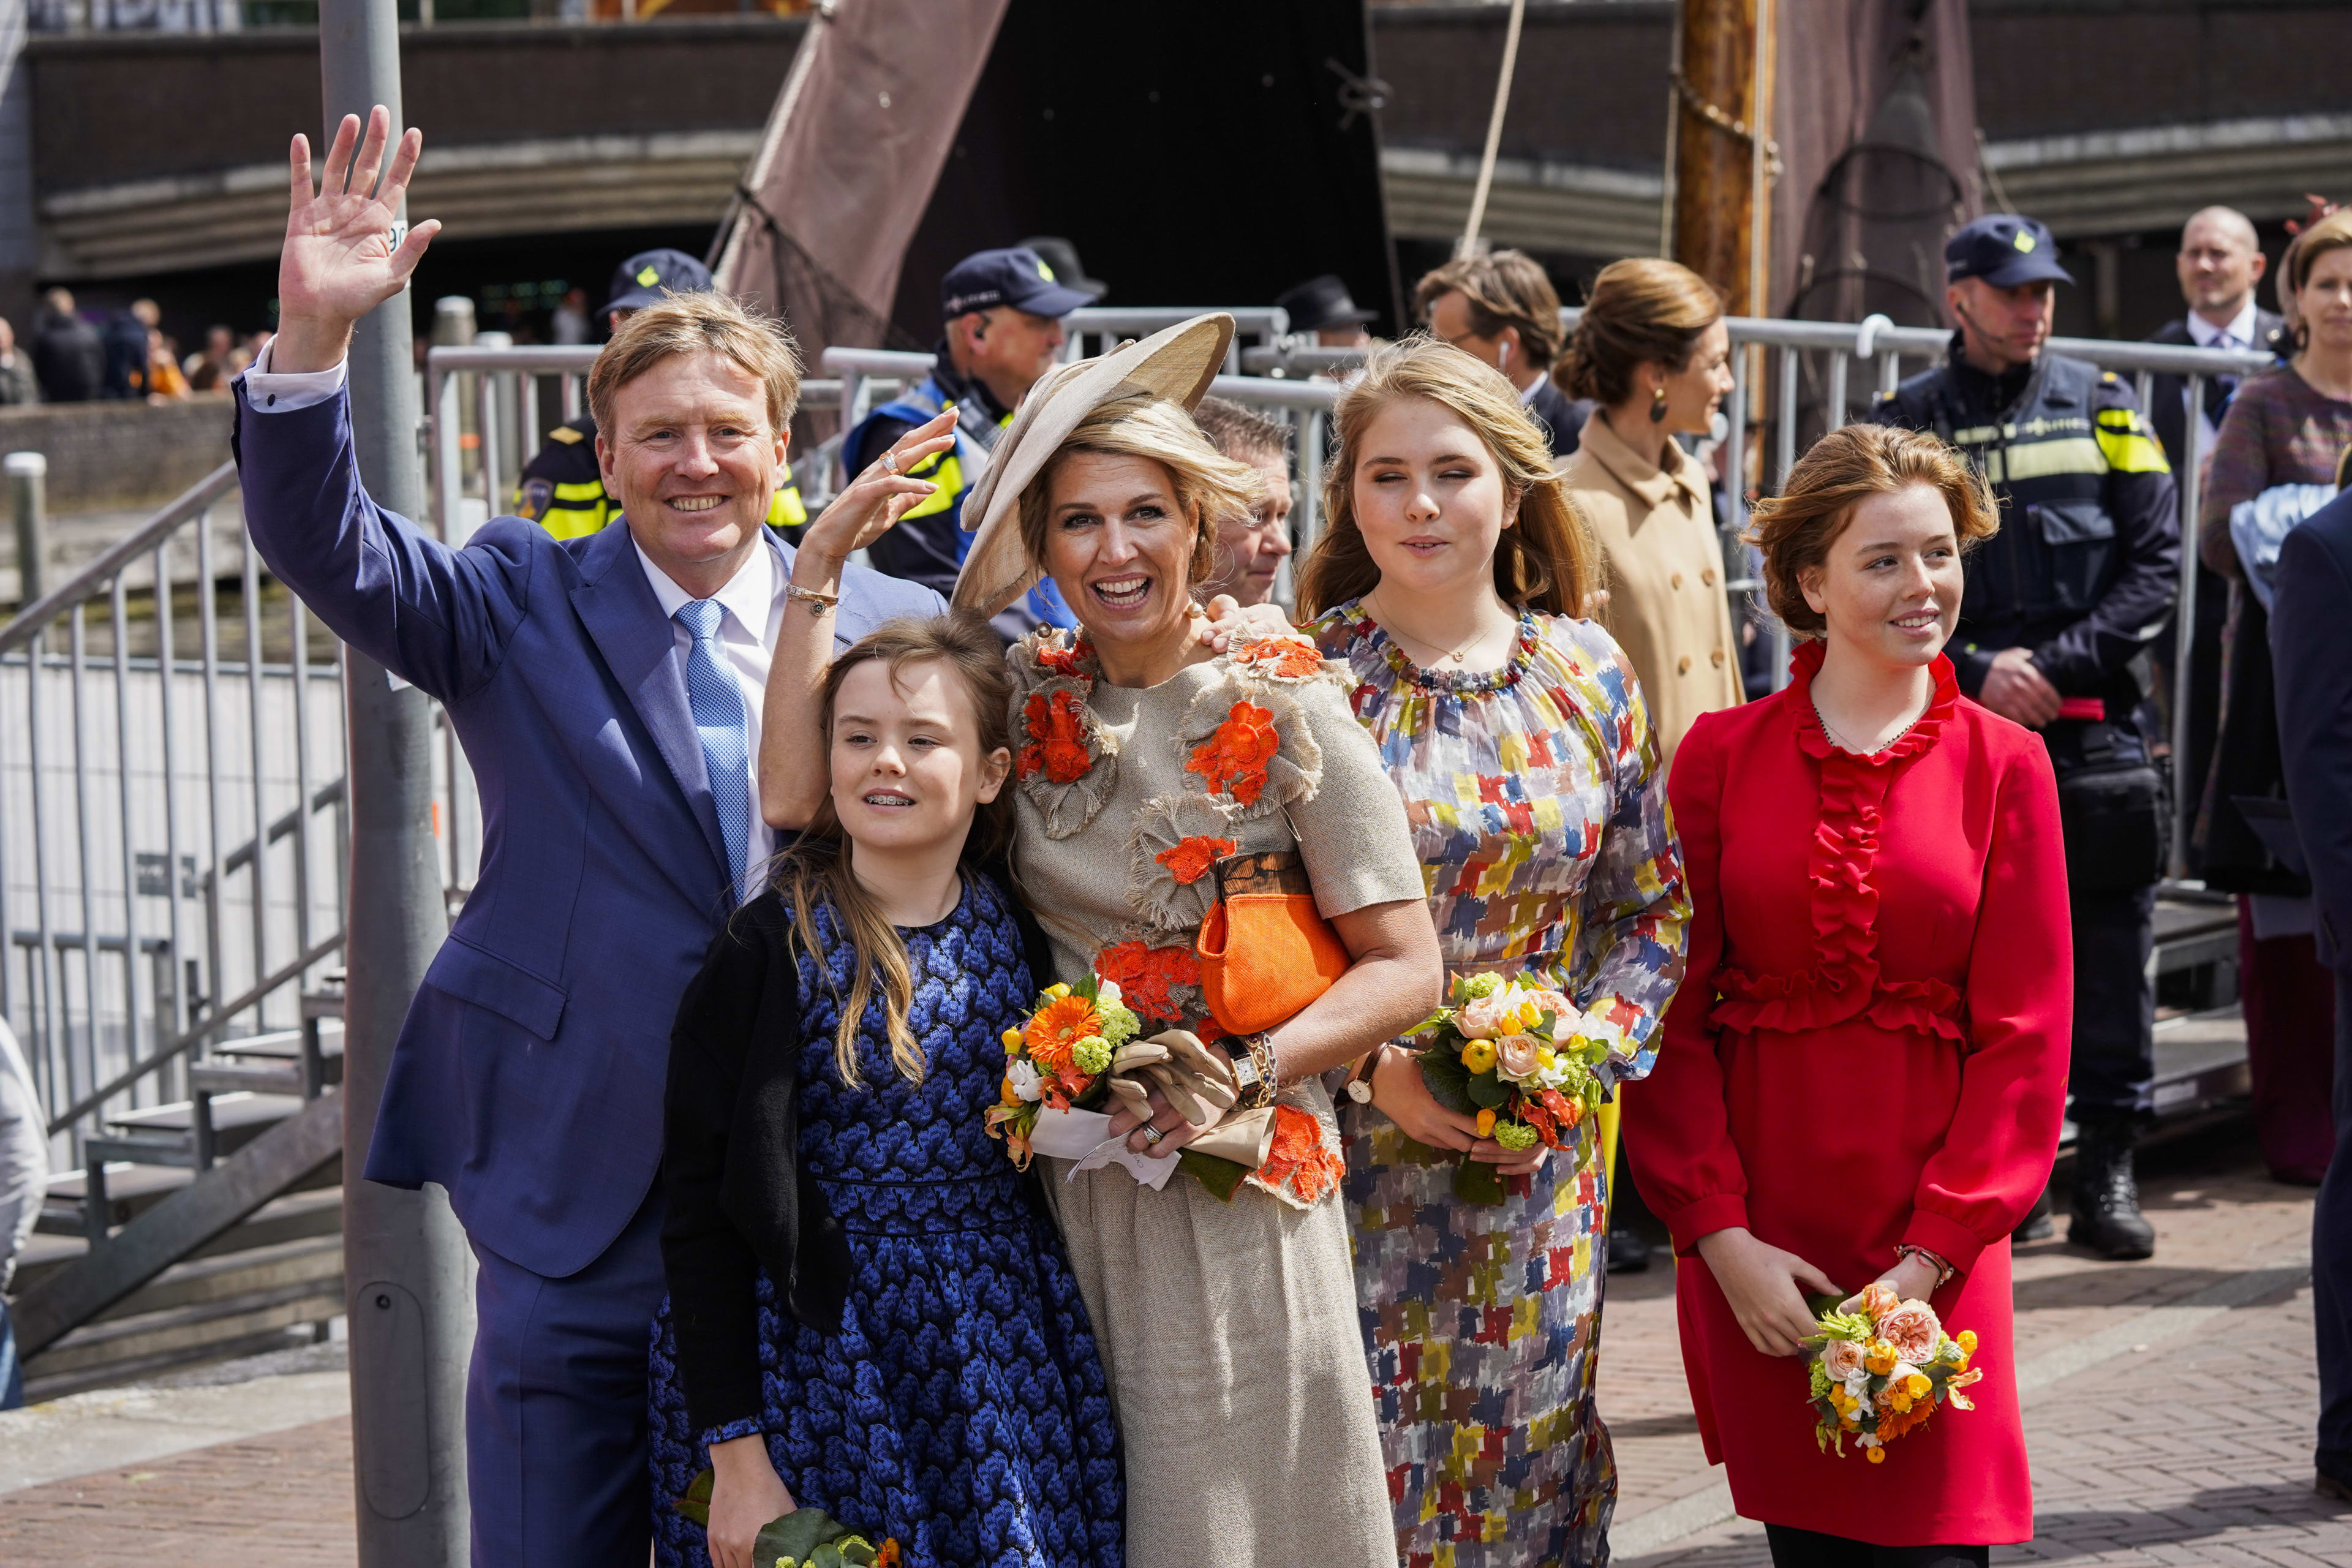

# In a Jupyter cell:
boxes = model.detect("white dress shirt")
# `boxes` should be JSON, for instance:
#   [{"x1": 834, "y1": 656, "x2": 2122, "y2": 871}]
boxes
[
  {"x1": 243, "y1": 342, "x2": 788, "y2": 897},
  {"x1": 2185, "y1": 295, "x2": 2261, "y2": 448}
]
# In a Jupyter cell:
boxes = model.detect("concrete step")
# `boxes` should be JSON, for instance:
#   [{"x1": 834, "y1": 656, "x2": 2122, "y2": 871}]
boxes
[{"x1": 17, "y1": 1177, "x2": 342, "y2": 1292}]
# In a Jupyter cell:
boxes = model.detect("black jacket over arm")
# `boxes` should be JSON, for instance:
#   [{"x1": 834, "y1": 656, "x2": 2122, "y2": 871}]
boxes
[{"x1": 660, "y1": 870, "x2": 1056, "y2": 1438}]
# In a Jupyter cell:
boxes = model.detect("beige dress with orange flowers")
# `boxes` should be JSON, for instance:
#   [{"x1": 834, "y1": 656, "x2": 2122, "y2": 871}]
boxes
[{"x1": 1004, "y1": 630, "x2": 1425, "y2": 1568}]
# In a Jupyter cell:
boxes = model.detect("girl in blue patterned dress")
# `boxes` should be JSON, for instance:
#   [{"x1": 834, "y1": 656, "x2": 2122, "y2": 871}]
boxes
[
  {"x1": 1298, "y1": 339, "x2": 1691, "y2": 1567},
  {"x1": 650, "y1": 615, "x2": 1122, "y2": 1568}
]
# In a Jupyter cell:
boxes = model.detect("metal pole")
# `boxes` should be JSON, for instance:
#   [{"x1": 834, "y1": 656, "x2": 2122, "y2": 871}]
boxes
[
  {"x1": 317, "y1": 5, "x2": 472, "y2": 1563},
  {"x1": 8, "y1": 451, "x2": 45, "y2": 607},
  {"x1": 2169, "y1": 376, "x2": 2205, "y2": 883}
]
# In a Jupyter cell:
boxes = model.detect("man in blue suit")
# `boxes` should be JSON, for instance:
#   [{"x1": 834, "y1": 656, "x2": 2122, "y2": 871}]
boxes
[
  {"x1": 2275, "y1": 478, "x2": 2352, "y2": 1501},
  {"x1": 234, "y1": 110, "x2": 953, "y2": 1564}
]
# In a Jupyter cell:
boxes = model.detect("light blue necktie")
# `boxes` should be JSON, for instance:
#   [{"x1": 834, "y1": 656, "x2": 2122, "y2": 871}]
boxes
[{"x1": 674, "y1": 600, "x2": 751, "y2": 895}]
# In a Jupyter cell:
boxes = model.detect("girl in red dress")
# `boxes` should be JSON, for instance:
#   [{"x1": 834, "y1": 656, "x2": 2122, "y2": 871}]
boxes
[{"x1": 1623, "y1": 423, "x2": 2071, "y2": 1564}]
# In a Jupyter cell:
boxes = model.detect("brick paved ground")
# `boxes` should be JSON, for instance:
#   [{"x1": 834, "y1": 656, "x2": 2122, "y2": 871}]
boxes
[
  {"x1": 1606, "y1": 1120, "x2": 2352, "y2": 1564},
  {"x1": 1, "y1": 1119, "x2": 2344, "y2": 1566},
  {"x1": 0, "y1": 1416, "x2": 356, "y2": 1564}
]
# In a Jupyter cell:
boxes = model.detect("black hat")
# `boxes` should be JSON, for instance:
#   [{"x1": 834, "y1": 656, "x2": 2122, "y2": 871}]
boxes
[
  {"x1": 1274, "y1": 274, "x2": 1378, "y2": 334},
  {"x1": 941, "y1": 247, "x2": 1095, "y2": 321},
  {"x1": 1945, "y1": 214, "x2": 2073, "y2": 288},
  {"x1": 1018, "y1": 236, "x2": 1109, "y2": 304},
  {"x1": 603, "y1": 248, "x2": 714, "y2": 315}
]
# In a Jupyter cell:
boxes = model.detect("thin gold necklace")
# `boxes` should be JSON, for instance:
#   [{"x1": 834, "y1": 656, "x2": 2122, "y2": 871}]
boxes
[
  {"x1": 1368, "y1": 593, "x2": 1492, "y2": 666},
  {"x1": 1811, "y1": 695, "x2": 1924, "y2": 755}
]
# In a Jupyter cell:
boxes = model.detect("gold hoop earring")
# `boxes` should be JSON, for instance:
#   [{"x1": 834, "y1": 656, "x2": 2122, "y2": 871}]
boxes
[{"x1": 1649, "y1": 384, "x2": 1670, "y2": 424}]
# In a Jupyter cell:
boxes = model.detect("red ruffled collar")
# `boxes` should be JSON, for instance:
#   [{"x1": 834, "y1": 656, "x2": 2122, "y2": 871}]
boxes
[
  {"x1": 1782, "y1": 639, "x2": 1959, "y2": 766},
  {"x1": 1709, "y1": 639, "x2": 1965, "y2": 1041}
]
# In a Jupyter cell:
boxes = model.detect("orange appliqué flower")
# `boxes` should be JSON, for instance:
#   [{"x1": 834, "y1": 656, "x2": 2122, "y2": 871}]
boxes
[
  {"x1": 1035, "y1": 638, "x2": 1097, "y2": 680},
  {"x1": 1156, "y1": 833, "x2": 1238, "y2": 886},
  {"x1": 1093, "y1": 940, "x2": 1200, "y2": 1024},
  {"x1": 1232, "y1": 636, "x2": 1325, "y2": 680},
  {"x1": 1019, "y1": 690, "x2": 1093, "y2": 784},
  {"x1": 1254, "y1": 1104, "x2": 1345, "y2": 1205},
  {"x1": 1186, "y1": 701, "x2": 1280, "y2": 806},
  {"x1": 1023, "y1": 995, "x2": 1099, "y2": 1076}
]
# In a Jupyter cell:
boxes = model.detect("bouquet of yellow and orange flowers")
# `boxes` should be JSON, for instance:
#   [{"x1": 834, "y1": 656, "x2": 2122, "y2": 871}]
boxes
[
  {"x1": 1804, "y1": 1280, "x2": 1984, "y2": 1461},
  {"x1": 1410, "y1": 971, "x2": 1611, "y2": 1204},
  {"x1": 984, "y1": 974, "x2": 1139, "y2": 1169}
]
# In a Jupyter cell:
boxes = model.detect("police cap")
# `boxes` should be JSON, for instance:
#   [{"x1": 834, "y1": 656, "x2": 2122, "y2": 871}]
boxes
[
  {"x1": 940, "y1": 247, "x2": 1094, "y2": 322},
  {"x1": 603, "y1": 248, "x2": 714, "y2": 317},
  {"x1": 1945, "y1": 214, "x2": 2075, "y2": 289}
]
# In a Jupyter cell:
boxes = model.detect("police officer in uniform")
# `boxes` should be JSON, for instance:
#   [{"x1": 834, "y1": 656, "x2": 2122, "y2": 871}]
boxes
[
  {"x1": 1872, "y1": 214, "x2": 2179, "y2": 1261},
  {"x1": 515, "y1": 248, "x2": 805, "y2": 540},
  {"x1": 847, "y1": 245, "x2": 1091, "y2": 640}
]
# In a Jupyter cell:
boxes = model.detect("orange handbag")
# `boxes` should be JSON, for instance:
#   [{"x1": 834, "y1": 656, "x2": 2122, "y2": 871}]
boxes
[{"x1": 1194, "y1": 850, "x2": 1351, "y2": 1036}]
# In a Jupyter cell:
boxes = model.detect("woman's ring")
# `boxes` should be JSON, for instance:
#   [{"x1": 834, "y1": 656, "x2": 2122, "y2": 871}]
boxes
[
  {"x1": 881, "y1": 448, "x2": 899, "y2": 475},
  {"x1": 1142, "y1": 1123, "x2": 1165, "y2": 1145}
]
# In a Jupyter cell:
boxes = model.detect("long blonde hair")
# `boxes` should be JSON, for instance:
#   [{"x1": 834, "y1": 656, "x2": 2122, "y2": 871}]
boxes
[
  {"x1": 1297, "y1": 336, "x2": 1600, "y2": 619},
  {"x1": 766, "y1": 614, "x2": 1015, "y2": 1088}
]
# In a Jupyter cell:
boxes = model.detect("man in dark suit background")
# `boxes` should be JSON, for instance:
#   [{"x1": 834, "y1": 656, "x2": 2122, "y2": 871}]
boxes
[
  {"x1": 2272, "y1": 478, "x2": 2352, "y2": 1501},
  {"x1": 2149, "y1": 206, "x2": 2288, "y2": 850}
]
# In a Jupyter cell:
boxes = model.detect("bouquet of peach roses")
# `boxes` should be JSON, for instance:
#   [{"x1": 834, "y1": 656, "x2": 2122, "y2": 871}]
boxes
[
  {"x1": 1409, "y1": 972, "x2": 1610, "y2": 1204},
  {"x1": 1804, "y1": 1280, "x2": 1984, "y2": 1462}
]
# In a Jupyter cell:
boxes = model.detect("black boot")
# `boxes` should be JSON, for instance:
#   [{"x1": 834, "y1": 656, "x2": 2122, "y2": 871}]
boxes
[
  {"x1": 2013, "y1": 1186, "x2": 2054, "y2": 1243},
  {"x1": 2069, "y1": 1120, "x2": 2157, "y2": 1260},
  {"x1": 1607, "y1": 1221, "x2": 1651, "y2": 1274}
]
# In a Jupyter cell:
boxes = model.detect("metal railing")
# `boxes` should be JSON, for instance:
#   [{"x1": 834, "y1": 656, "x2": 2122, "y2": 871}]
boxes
[
  {"x1": 424, "y1": 336, "x2": 1341, "y2": 583},
  {"x1": 0, "y1": 463, "x2": 349, "y2": 1167}
]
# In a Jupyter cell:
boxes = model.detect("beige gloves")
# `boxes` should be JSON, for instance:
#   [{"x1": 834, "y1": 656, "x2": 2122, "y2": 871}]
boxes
[{"x1": 1104, "y1": 1030, "x2": 1277, "y2": 1169}]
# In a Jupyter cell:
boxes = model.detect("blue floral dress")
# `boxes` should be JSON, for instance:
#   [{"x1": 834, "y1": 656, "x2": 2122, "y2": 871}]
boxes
[
  {"x1": 647, "y1": 875, "x2": 1124, "y2": 1568},
  {"x1": 1308, "y1": 603, "x2": 1689, "y2": 1568}
]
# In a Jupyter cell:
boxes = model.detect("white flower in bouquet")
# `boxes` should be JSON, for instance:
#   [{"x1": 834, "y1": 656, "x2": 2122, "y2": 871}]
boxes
[{"x1": 1005, "y1": 1058, "x2": 1044, "y2": 1103}]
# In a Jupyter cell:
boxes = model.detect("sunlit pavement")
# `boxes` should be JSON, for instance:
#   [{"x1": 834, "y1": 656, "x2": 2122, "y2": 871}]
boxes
[{"x1": 0, "y1": 1119, "x2": 2343, "y2": 1565}]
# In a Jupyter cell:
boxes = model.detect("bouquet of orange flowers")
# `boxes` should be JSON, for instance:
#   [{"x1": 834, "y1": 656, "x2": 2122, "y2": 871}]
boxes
[
  {"x1": 984, "y1": 974, "x2": 1139, "y2": 1169},
  {"x1": 1411, "y1": 971, "x2": 1610, "y2": 1204},
  {"x1": 1804, "y1": 1280, "x2": 1984, "y2": 1461}
]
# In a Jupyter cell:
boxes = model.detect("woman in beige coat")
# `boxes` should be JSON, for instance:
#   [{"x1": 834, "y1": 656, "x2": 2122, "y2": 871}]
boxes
[
  {"x1": 1555, "y1": 258, "x2": 1745, "y2": 770},
  {"x1": 1555, "y1": 257, "x2": 1743, "y2": 1278}
]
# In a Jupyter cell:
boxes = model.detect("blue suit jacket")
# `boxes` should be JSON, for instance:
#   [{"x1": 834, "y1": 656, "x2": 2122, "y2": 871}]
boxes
[
  {"x1": 232, "y1": 383, "x2": 943, "y2": 1276},
  {"x1": 2273, "y1": 489, "x2": 2352, "y2": 973}
]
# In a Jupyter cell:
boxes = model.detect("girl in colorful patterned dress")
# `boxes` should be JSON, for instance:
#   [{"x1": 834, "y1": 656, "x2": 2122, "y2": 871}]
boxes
[{"x1": 1298, "y1": 337, "x2": 1692, "y2": 1567}]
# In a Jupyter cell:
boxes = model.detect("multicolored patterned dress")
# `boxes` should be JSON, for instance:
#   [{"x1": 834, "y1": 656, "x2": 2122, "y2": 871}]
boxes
[{"x1": 1307, "y1": 601, "x2": 1689, "y2": 1568}]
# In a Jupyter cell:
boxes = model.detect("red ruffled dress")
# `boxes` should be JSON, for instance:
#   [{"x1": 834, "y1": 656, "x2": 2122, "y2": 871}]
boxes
[{"x1": 1621, "y1": 643, "x2": 2070, "y2": 1544}]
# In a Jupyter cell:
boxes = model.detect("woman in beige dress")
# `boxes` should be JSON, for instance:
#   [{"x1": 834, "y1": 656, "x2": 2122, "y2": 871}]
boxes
[
  {"x1": 1555, "y1": 257, "x2": 1745, "y2": 771},
  {"x1": 763, "y1": 315, "x2": 1444, "y2": 1567}
]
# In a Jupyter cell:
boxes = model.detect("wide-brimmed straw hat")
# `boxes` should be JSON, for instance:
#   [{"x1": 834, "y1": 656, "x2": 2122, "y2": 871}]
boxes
[{"x1": 952, "y1": 312, "x2": 1234, "y2": 619}]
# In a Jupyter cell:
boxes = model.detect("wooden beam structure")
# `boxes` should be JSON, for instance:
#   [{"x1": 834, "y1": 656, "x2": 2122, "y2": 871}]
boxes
[{"x1": 1664, "y1": 0, "x2": 1776, "y2": 314}]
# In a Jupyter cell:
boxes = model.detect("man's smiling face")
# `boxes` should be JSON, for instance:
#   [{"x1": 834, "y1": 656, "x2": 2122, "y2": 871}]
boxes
[{"x1": 597, "y1": 350, "x2": 788, "y2": 593}]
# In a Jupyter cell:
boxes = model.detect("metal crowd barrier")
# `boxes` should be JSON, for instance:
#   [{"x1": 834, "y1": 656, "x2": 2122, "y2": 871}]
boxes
[{"x1": 0, "y1": 464, "x2": 353, "y2": 1166}]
